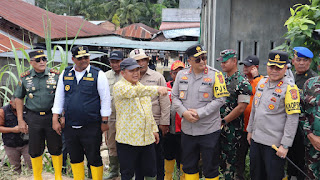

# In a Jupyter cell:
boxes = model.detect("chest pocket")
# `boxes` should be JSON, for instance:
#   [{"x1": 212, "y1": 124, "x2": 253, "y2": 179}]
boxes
[
  {"x1": 81, "y1": 80, "x2": 94, "y2": 94},
  {"x1": 198, "y1": 85, "x2": 213, "y2": 102},
  {"x1": 178, "y1": 84, "x2": 188, "y2": 100}
]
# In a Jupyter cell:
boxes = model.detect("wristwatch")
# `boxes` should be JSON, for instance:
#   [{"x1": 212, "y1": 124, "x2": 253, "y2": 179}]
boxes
[
  {"x1": 221, "y1": 119, "x2": 226, "y2": 125},
  {"x1": 282, "y1": 145, "x2": 289, "y2": 149},
  {"x1": 101, "y1": 121, "x2": 108, "y2": 124}
]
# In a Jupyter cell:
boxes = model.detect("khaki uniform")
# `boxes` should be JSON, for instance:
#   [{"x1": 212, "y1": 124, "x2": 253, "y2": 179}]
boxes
[
  {"x1": 105, "y1": 70, "x2": 122, "y2": 156},
  {"x1": 140, "y1": 68, "x2": 170, "y2": 125}
]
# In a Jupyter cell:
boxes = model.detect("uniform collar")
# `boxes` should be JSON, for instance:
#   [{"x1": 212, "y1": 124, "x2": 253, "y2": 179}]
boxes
[
  {"x1": 145, "y1": 68, "x2": 152, "y2": 75},
  {"x1": 70, "y1": 64, "x2": 91, "y2": 73},
  {"x1": 188, "y1": 66, "x2": 208, "y2": 75},
  {"x1": 30, "y1": 67, "x2": 49, "y2": 77}
]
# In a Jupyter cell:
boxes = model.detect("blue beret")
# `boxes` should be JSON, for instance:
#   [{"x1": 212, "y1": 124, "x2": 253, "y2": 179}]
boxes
[{"x1": 293, "y1": 47, "x2": 313, "y2": 58}]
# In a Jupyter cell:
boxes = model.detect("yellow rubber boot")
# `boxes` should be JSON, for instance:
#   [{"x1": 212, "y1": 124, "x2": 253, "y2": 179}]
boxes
[
  {"x1": 51, "y1": 154, "x2": 63, "y2": 180},
  {"x1": 31, "y1": 156, "x2": 43, "y2": 180},
  {"x1": 71, "y1": 162, "x2": 85, "y2": 180},
  {"x1": 91, "y1": 165, "x2": 103, "y2": 180},
  {"x1": 185, "y1": 173, "x2": 199, "y2": 180},
  {"x1": 205, "y1": 176, "x2": 219, "y2": 180},
  {"x1": 180, "y1": 165, "x2": 185, "y2": 180},
  {"x1": 164, "y1": 159, "x2": 175, "y2": 180}
]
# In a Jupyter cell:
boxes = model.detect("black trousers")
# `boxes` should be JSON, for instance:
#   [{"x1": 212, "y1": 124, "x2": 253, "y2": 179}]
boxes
[
  {"x1": 236, "y1": 131, "x2": 249, "y2": 180},
  {"x1": 135, "y1": 130, "x2": 164, "y2": 180},
  {"x1": 117, "y1": 143, "x2": 157, "y2": 180},
  {"x1": 64, "y1": 122, "x2": 102, "y2": 167},
  {"x1": 26, "y1": 110, "x2": 62, "y2": 158},
  {"x1": 250, "y1": 140, "x2": 285, "y2": 180},
  {"x1": 287, "y1": 126, "x2": 305, "y2": 180},
  {"x1": 163, "y1": 133, "x2": 182, "y2": 167},
  {"x1": 181, "y1": 131, "x2": 220, "y2": 178}
]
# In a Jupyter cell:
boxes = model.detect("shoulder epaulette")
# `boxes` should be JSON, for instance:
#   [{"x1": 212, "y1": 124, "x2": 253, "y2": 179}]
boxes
[
  {"x1": 20, "y1": 70, "x2": 30, "y2": 78},
  {"x1": 50, "y1": 69, "x2": 60, "y2": 75}
]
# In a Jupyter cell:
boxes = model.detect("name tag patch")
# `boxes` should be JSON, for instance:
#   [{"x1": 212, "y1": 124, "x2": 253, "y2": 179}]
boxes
[
  {"x1": 64, "y1": 77, "x2": 74, "y2": 80},
  {"x1": 83, "y1": 77, "x2": 94, "y2": 81}
]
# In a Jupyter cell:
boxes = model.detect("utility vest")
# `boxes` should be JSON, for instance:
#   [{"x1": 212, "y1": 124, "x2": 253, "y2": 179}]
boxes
[
  {"x1": 2, "y1": 105, "x2": 28, "y2": 147},
  {"x1": 63, "y1": 66, "x2": 101, "y2": 126}
]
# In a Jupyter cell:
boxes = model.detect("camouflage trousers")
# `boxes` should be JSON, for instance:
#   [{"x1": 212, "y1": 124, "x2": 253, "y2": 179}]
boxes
[
  {"x1": 305, "y1": 142, "x2": 320, "y2": 179},
  {"x1": 220, "y1": 123, "x2": 243, "y2": 180}
]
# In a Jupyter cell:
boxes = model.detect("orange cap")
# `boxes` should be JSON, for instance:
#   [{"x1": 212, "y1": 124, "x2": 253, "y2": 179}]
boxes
[{"x1": 171, "y1": 60, "x2": 185, "y2": 70}]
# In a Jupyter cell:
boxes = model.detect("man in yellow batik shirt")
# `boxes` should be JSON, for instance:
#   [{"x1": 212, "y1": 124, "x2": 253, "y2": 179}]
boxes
[{"x1": 113, "y1": 58, "x2": 170, "y2": 180}]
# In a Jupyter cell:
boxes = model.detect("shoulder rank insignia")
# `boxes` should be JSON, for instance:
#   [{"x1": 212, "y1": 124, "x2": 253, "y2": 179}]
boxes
[
  {"x1": 20, "y1": 71, "x2": 30, "y2": 78},
  {"x1": 50, "y1": 69, "x2": 60, "y2": 75}
]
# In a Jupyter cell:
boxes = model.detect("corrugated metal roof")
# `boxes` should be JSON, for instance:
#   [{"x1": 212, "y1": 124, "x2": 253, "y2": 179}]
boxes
[
  {"x1": 0, "y1": 0, "x2": 113, "y2": 39},
  {"x1": 159, "y1": 22, "x2": 200, "y2": 31},
  {"x1": 115, "y1": 23, "x2": 159, "y2": 40},
  {"x1": 162, "y1": 8, "x2": 201, "y2": 22},
  {"x1": 52, "y1": 35, "x2": 198, "y2": 51},
  {"x1": 0, "y1": 31, "x2": 30, "y2": 53},
  {"x1": 0, "y1": 49, "x2": 104, "y2": 64}
]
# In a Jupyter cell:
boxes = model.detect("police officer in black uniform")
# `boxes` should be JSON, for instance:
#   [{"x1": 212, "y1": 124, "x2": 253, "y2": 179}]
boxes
[
  {"x1": 52, "y1": 46, "x2": 111, "y2": 180},
  {"x1": 15, "y1": 50, "x2": 62, "y2": 180}
]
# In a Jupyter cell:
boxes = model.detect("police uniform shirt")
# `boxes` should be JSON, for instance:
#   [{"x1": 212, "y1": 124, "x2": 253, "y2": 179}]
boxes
[
  {"x1": 105, "y1": 70, "x2": 122, "y2": 121},
  {"x1": 52, "y1": 65, "x2": 111, "y2": 117},
  {"x1": 247, "y1": 76, "x2": 300, "y2": 147},
  {"x1": 172, "y1": 66, "x2": 228, "y2": 136},
  {"x1": 14, "y1": 67, "x2": 58, "y2": 112}
]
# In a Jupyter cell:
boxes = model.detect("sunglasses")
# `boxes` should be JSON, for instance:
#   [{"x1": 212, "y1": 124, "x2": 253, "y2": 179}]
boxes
[
  {"x1": 194, "y1": 56, "x2": 207, "y2": 63},
  {"x1": 32, "y1": 57, "x2": 47, "y2": 63},
  {"x1": 77, "y1": 56, "x2": 90, "y2": 60}
]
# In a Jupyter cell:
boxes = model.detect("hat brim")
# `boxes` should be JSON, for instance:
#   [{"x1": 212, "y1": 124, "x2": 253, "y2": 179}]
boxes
[
  {"x1": 132, "y1": 54, "x2": 151, "y2": 61},
  {"x1": 125, "y1": 64, "x2": 141, "y2": 70},
  {"x1": 75, "y1": 53, "x2": 90, "y2": 58},
  {"x1": 193, "y1": 51, "x2": 207, "y2": 57},
  {"x1": 171, "y1": 65, "x2": 185, "y2": 71},
  {"x1": 267, "y1": 62, "x2": 285, "y2": 69},
  {"x1": 239, "y1": 61, "x2": 252, "y2": 66},
  {"x1": 33, "y1": 54, "x2": 47, "y2": 59}
]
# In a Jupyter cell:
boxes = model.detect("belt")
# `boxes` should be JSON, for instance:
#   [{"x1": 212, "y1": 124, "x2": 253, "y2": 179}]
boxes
[{"x1": 27, "y1": 109, "x2": 52, "y2": 116}]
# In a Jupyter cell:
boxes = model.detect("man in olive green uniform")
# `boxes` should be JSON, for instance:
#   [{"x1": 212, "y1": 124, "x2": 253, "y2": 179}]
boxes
[
  {"x1": 302, "y1": 76, "x2": 320, "y2": 180},
  {"x1": 104, "y1": 51, "x2": 123, "y2": 179},
  {"x1": 15, "y1": 50, "x2": 62, "y2": 180},
  {"x1": 287, "y1": 47, "x2": 317, "y2": 180},
  {"x1": 216, "y1": 49, "x2": 252, "y2": 180}
]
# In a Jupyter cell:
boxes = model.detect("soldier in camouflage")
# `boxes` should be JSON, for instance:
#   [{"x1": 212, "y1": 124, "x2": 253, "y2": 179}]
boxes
[
  {"x1": 287, "y1": 47, "x2": 317, "y2": 180},
  {"x1": 302, "y1": 76, "x2": 320, "y2": 180},
  {"x1": 217, "y1": 49, "x2": 252, "y2": 180}
]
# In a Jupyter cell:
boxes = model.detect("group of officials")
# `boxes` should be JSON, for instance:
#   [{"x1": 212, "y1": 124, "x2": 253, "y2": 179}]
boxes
[{"x1": 1, "y1": 43, "x2": 319, "y2": 180}]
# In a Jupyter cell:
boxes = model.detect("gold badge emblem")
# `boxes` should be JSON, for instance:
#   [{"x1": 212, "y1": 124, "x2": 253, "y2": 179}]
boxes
[
  {"x1": 65, "y1": 85, "x2": 70, "y2": 91},
  {"x1": 32, "y1": 87, "x2": 36, "y2": 91},
  {"x1": 260, "y1": 84, "x2": 265, "y2": 88},
  {"x1": 87, "y1": 73, "x2": 92, "y2": 77},
  {"x1": 254, "y1": 99, "x2": 258, "y2": 105},
  {"x1": 271, "y1": 97, "x2": 277, "y2": 102},
  {"x1": 269, "y1": 104, "x2": 275, "y2": 110},
  {"x1": 29, "y1": 93, "x2": 33, "y2": 99},
  {"x1": 275, "y1": 54, "x2": 280, "y2": 62},
  {"x1": 203, "y1": 93, "x2": 209, "y2": 98},
  {"x1": 275, "y1": 89, "x2": 282, "y2": 93},
  {"x1": 196, "y1": 46, "x2": 202, "y2": 52},
  {"x1": 179, "y1": 91, "x2": 185, "y2": 98},
  {"x1": 181, "y1": 76, "x2": 188, "y2": 80}
]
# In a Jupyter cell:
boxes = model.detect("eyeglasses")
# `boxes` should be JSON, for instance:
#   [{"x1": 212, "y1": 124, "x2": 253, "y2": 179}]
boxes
[
  {"x1": 32, "y1": 57, "x2": 47, "y2": 63},
  {"x1": 194, "y1": 56, "x2": 207, "y2": 63},
  {"x1": 77, "y1": 56, "x2": 90, "y2": 60}
]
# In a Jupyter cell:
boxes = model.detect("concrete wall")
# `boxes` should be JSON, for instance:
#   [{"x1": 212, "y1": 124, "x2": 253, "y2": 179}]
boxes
[
  {"x1": 179, "y1": 0, "x2": 202, "y2": 9},
  {"x1": 201, "y1": 0, "x2": 309, "y2": 75}
]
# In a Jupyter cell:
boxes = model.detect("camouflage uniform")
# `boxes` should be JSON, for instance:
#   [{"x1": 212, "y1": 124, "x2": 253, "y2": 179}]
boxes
[
  {"x1": 302, "y1": 76, "x2": 320, "y2": 180},
  {"x1": 220, "y1": 70, "x2": 252, "y2": 180}
]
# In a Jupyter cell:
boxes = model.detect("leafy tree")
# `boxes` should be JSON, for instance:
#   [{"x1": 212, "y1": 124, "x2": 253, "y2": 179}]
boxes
[
  {"x1": 112, "y1": 14, "x2": 121, "y2": 30},
  {"x1": 277, "y1": 0, "x2": 320, "y2": 73}
]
